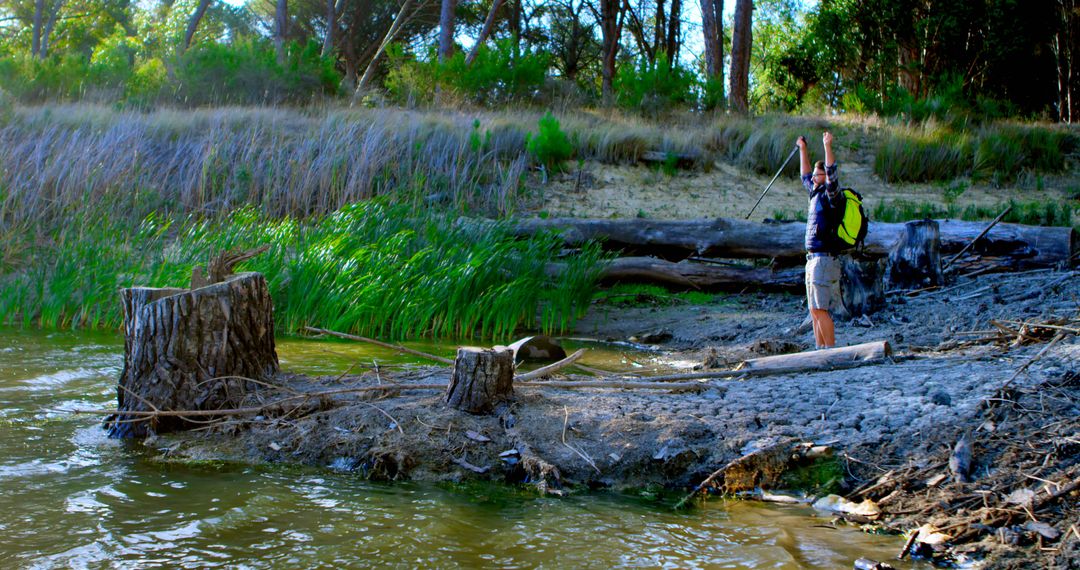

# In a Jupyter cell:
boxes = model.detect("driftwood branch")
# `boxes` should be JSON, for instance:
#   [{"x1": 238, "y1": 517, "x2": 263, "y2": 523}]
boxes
[
  {"x1": 514, "y1": 349, "x2": 586, "y2": 381},
  {"x1": 943, "y1": 206, "x2": 1012, "y2": 269},
  {"x1": 304, "y1": 326, "x2": 454, "y2": 365}
]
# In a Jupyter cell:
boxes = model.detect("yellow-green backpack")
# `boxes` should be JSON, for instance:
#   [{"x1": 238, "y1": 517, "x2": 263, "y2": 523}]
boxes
[{"x1": 837, "y1": 188, "x2": 869, "y2": 249}]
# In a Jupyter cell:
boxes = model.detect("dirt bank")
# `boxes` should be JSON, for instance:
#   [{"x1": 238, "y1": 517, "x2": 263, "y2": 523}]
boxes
[{"x1": 144, "y1": 266, "x2": 1078, "y2": 568}]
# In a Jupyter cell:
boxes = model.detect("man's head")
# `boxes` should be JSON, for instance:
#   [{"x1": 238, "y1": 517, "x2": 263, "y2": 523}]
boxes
[{"x1": 813, "y1": 160, "x2": 827, "y2": 187}]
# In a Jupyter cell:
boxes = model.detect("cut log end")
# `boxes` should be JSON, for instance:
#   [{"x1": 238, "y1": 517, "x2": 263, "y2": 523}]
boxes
[
  {"x1": 107, "y1": 272, "x2": 279, "y2": 438},
  {"x1": 445, "y1": 347, "x2": 514, "y2": 414}
]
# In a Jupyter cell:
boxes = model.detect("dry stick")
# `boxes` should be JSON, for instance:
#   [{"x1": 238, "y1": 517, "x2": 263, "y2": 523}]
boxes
[
  {"x1": 514, "y1": 349, "x2": 586, "y2": 382},
  {"x1": 351, "y1": 401, "x2": 404, "y2": 435},
  {"x1": 518, "y1": 380, "x2": 707, "y2": 391},
  {"x1": 943, "y1": 205, "x2": 1013, "y2": 269},
  {"x1": 674, "y1": 453, "x2": 745, "y2": 510},
  {"x1": 304, "y1": 326, "x2": 454, "y2": 365},
  {"x1": 994, "y1": 333, "x2": 1067, "y2": 395},
  {"x1": 562, "y1": 406, "x2": 600, "y2": 474},
  {"x1": 73, "y1": 384, "x2": 449, "y2": 417},
  {"x1": 995, "y1": 320, "x2": 1080, "y2": 335}
]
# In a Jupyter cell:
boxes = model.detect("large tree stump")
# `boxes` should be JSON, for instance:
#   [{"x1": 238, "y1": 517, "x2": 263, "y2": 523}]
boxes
[
  {"x1": 839, "y1": 256, "x2": 886, "y2": 319},
  {"x1": 885, "y1": 220, "x2": 944, "y2": 291},
  {"x1": 445, "y1": 347, "x2": 514, "y2": 414},
  {"x1": 107, "y1": 272, "x2": 279, "y2": 438}
]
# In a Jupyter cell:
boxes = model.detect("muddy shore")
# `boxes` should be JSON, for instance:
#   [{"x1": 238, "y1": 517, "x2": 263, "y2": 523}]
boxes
[{"x1": 140, "y1": 267, "x2": 1079, "y2": 568}]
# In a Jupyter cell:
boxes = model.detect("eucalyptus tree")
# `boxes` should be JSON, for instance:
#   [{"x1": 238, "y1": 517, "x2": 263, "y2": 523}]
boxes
[
  {"x1": 699, "y1": 0, "x2": 722, "y2": 107},
  {"x1": 728, "y1": 0, "x2": 751, "y2": 112}
]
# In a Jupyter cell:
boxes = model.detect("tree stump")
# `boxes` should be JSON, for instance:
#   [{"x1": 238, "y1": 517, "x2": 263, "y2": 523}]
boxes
[
  {"x1": 107, "y1": 272, "x2": 279, "y2": 438},
  {"x1": 445, "y1": 347, "x2": 514, "y2": 414},
  {"x1": 839, "y1": 256, "x2": 886, "y2": 319},
  {"x1": 885, "y1": 220, "x2": 944, "y2": 291}
]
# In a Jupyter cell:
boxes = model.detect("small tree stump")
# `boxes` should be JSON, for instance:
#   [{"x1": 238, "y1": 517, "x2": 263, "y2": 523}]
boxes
[
  {"x1": 885, "y1": 220, "x2": 944, "y2": 291},
  {"x1": 445, "y1": 347, "x2": 514, "y2": 414},
  {"x1": 107, "y1": 272, "x2": 279, "y2": 438}
]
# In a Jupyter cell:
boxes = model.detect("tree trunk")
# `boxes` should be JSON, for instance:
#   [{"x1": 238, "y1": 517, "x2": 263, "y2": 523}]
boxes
[
  {"x1": 446, "y1": 347, "x2": 514, "y2": 414},
  {"x1": 701, "y1": 0, "x2": 723, "y2": 81},
  {"x1": 39, "y1": 0, "x2": 65, "y2": 59},
  {"x1": 356, "y1": 0, "x2": 416, "y2": 94},
  {"x1": 599, "y1": 0, "x2": 623, "y2": 105},
  {"x1": 508, "y1": 0, "x2": 522, "y2": 55},
  {"x1": 182, "y1": 0, "x2": 213, "y2": 53},
  {"x1": 513, "y1": 217, "x2": 1077, "y2": 268},
  {"x1": 276, "y1": 0, "x2": 288, "y2": 65},
  {"x1": 885, "y1": 220, "x2": 944, "y2": 291},
  {"x1": 729, "y1": 0, "x2": 753, "y2": 113},
  {"x1": 655, "y1": 0, "x2": 666, "y2": 62},
  {"x1": 32, "y1": 0, "x2": 44, "y2": 58},
  {"x1": 321, "y1": 0, "x2": 336, "y2": 57},
  {"x1": 106, "y1": 273, "x2": 279, "y2": 438},
  {"x1": 438, "y1": 0, "x2": 456, "y2": 63},
  {"x1": 737, "y1": 340, "x2": 892, "y2": 373},
  {"x1": 466, "y1": 0, "x2": 504, "y2": 66},
  {"x1": 666, "y1": 0, "x2": 682, "y2": 65},
  {"x1": 839, "y1": 256, "x2": 886, "y2": 319},
  {"x1": 559, "y1": 256, "x2": 804, "y2": 290}
]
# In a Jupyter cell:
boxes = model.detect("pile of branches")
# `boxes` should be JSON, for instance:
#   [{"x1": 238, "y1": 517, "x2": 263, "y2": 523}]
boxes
[
  {"x1": 956, "y1": 316, "x2": 1080, "y2": 348},
  {"x1": 845, "y1": 370, "x2": 1080, "y2": 566}
]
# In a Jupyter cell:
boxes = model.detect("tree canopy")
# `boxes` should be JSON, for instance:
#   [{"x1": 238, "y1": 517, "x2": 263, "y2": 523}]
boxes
[{"x1": 0, "y1": 0, "x2": 1075, "y2": 120}]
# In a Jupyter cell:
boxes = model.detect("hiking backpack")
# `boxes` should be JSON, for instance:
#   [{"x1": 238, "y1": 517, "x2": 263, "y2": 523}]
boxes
[{"x1": 835, "y1": 188, "x2": 869, "y2": 250}]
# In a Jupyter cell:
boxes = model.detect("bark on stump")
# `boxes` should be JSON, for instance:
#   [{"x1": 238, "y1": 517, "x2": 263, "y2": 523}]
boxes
[
  {"x1": 885, "y1": 220, "x2": 944, "y2": 291},
  {"x1": 107, "y1": 272, "x2": 279, "y2": 438},
  {"x1": 839, "y1": 256, "x2": 886, "y2": 319},
  {"x1": 445, "y1": 347, "x2": 514, "y2": 414}
]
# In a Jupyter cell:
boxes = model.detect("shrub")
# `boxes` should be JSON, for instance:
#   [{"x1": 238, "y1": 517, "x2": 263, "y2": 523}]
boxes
[
  {"x1": 0, "y1": 87, "x2": 12, "y2": 123},
  {"x1": 526, "y1": 112, "x2": 573, "y2": 170},
  {"x1": 124, "y1": 58, "x2": 168, "y2": 108},
  {"x1": 173, "y1": 38, "x2": 339, "y2": 105},
  {"x1": 614, "y1": 52, "x2": 698, "y2": 116}
]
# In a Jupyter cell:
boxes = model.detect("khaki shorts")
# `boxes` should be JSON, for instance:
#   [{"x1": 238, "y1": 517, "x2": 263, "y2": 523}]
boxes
[{"x1": 805, "y1": 255, "x2": 842, "y2": 311}]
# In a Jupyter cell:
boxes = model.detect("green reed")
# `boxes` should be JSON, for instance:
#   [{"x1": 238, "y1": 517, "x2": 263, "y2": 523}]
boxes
[{"x1": 0, "y1": 202, "x2": 609, "y2": 339}]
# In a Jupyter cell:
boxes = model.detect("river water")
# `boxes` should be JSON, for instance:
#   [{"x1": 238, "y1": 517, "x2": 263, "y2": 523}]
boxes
[{"x1": 0, "y1": 327, "x2": 929, "y2": 569}]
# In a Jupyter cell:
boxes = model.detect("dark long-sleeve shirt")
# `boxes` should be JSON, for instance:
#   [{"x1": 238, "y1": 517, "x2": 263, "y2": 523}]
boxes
[{"x1": 803, "y1": 162, "x2": 841, "y2": 253}]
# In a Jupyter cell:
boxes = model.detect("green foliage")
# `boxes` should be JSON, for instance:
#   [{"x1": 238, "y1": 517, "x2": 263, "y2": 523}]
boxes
[
  {"x1": 0, "y1": 202, "x2": 609, "y2": 339},
  {"x1": 0, "y1": 88, "x2": 12, "y2": 123},
  {"x1": 526, "y1": 112, "x2": 573, "y2": 170},
  {"x1": 614, "y1": 52, "x2": 697, "y2": 116},
  {"x1": 779, "y1": 457, "x2": 843, "y2": 495},
  {"x1": 385, "y1": 40, "x2": 549, "y2": 106},
  {"x1": 174, "y1": 39, "x2": 340, "y2": 106},
  {"x1": 593, "y1": 283, "x2": 726, "y2": 308}
]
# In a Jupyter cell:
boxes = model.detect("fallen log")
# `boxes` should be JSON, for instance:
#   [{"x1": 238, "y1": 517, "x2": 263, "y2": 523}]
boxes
[
  {"x1": 515, "y1": 217, "x2": 1076, "y2": 267},
  {"x1": 549, "y1": 256, "x2": 804, "y2": 291},
  {"x1": 735, "y1": 341, "x2": 892, "y2": 373}
]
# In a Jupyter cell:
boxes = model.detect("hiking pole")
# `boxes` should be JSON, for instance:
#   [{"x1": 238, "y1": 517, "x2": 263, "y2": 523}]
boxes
[{"x1": 745, "y1": 144, "x2": 800, "y2": 220}]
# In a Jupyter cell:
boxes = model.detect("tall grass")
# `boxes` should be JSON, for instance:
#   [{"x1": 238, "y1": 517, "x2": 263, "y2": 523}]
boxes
[
  {"x1": 874, "y1": 121, "x2": 1077, "y2": 184},
  {"x1": 0, "y1": 202, "x2": 609, "y2": 339},
  {"x1": 871, "y1": 198, "x2": 1076, "y2": 230}
]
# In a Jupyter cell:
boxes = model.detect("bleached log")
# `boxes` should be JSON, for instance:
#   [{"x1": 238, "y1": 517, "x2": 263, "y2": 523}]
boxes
[
  {"x1": 736, "y1": 340, "x2": 892, "y2": 373},
  {"x1": 515, "y1": 217, "x2": 1076, "y2": 268}
]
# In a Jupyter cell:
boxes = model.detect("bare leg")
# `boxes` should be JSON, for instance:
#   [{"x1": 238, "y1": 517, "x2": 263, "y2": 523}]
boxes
[{"x1": 810, "y1": 308, "x2": 835, "y2": 349}]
